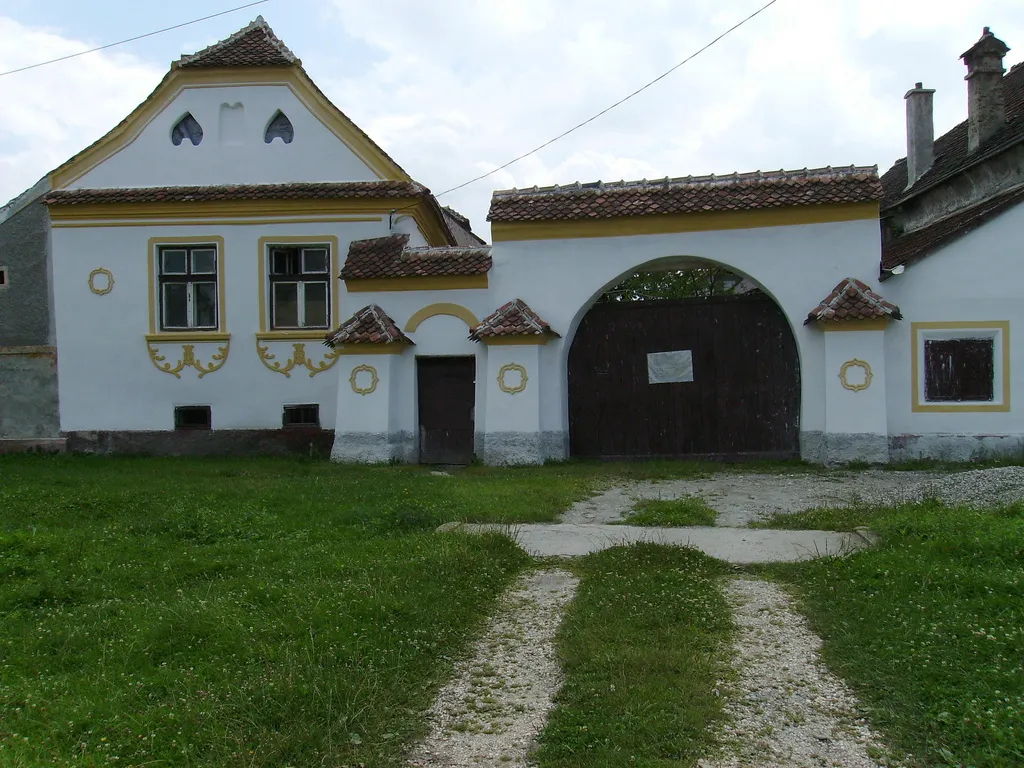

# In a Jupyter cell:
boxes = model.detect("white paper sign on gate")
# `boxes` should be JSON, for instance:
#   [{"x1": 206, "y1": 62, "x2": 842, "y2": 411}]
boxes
[{"x1": 647, "y1": 350, "x2": 694, "y2": 384}]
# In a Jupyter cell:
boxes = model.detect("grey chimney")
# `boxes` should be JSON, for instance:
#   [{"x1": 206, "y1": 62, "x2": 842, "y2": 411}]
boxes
[
  {"x1": 904, "y1": 82, "x2": 935, "y2": 188},
  {"x1": 961, "y1": 27, "x2": 1010, "y2": 152}
]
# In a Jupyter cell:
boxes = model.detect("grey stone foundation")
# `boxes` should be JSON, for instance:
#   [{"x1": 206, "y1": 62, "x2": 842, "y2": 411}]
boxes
[
  {"x1": 800, "y1": 431, "x2": 889, "y2": 465},
  {"x1": 0, "y1": 350, "x2": 60, "y2": 439},
  {"x1": 330, "y1": 431, "x2": 417, "y2": 463},
  {"x1": 66, "y1": 428, "x2": 334, "y2": 457},
  {"x1": 889, "y1": 433, "x2": 1024, "y2": 463},
  {"x1": 482, "y1": 431, "x2": 569, "y2": 466}
]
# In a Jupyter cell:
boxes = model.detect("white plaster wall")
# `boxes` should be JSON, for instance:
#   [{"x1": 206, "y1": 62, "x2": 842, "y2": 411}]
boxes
[
  {"x1": 823, "y1": 330, "x2": 887, "y2": 434},
  {"x1": 335, "y1": 356, "x2": 392, "y2": 433},
  {"x1": 52, "y1": 218, "x2": 401, "y2": 432},
  {"x1": 882, "y1": 203, "x2": 1024, "y2": 437},
  {"x1": 485, "y1": 345, "x2": 541, "y2": 433},
  {"x1": 70, "y1": 84, "x2": 379, "y2": 189}
]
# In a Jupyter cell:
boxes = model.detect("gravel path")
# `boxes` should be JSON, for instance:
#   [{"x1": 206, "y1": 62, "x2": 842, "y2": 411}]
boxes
[
  {"x1": 699, "y1": 578, "x2": 895, "y2": 768},
  {"x1": 563, "y1": 466, "x2": 1024, "y2": 527},
  {"x1": 407, "y1": 569, "x2": 579, "y2": 767}
]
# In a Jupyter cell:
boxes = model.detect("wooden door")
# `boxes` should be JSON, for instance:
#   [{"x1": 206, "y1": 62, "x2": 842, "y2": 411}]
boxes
[
  {"x1": 568, "y1": 295, "x2": 800, "y2": 460},
  {"x1": 417, "y1": 356, "x2": 476, "y2": 464}
]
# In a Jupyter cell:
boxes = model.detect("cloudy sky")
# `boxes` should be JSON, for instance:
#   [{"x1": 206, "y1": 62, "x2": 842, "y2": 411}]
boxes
[{"x1": 1, "y1": 0, "x2": 1020, "y2": 238}]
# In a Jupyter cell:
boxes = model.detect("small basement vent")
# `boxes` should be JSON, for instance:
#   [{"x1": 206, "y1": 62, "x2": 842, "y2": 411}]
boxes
[
  {"x1": 174, "y1": 405, "x2": 212, "y2": 430},
  {"x1": 283, "y1": 404, "x2": 319, "y2": 427},
  {"x1": 0, "y1": 266, "x2": 8, "y2": 288}
]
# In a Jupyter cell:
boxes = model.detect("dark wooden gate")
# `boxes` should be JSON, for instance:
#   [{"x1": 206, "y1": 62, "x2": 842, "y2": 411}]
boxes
[
  {"x1": 417, "y1": 356, "x2": 476, "y2": 464},
  {"x1": 568, "y1": 294, "x2": 799, "y2": 460}
]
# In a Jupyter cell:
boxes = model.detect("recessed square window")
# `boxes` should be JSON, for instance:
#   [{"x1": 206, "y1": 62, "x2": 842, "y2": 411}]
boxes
[
  {"x1": 913, "y1": 322, "x2": 1009, "y2": 412},
  {"x1": 0, "y1": 266, "x2": 8, "y2": 288},
  {"x1": 174, "y1": 405, "x2": 212, "y2": 430},
  {"x1": 283, "y1": 404, "x2": 320, "y2": 427}
]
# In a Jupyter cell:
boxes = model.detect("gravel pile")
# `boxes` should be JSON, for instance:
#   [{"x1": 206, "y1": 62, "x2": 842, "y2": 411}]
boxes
[
  {"x1": 865, "y1": 466, "x2": 1024, "y2": 509},
  {"x1": 699, "y1": 578, "x2": 901, "y2": 768}
]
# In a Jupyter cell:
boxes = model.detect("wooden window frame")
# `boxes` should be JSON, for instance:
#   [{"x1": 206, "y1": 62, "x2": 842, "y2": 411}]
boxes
[
  {"x1": 158, "y1": 244, "x2": 220, "y2": 332},
  {"x1": 267, "y1": 244, "x2": 331, "y2": 331},
  {"x1": 911, "y1": 321, "x2": 1010, "y2": 413}
]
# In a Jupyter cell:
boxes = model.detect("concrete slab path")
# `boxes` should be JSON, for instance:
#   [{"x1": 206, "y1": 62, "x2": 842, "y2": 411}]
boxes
[{"x1": 446, "y1": 522, "x2": 868, "y2": 564}]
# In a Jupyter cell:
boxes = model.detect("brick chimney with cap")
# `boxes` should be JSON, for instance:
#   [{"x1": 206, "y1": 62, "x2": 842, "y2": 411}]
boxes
[
  {"x1": 904, "y1": 82, "x2": 935, "y2": 188},
  {"x1": 961, "y1": 27, "x2": 1010, "y2": 152}
]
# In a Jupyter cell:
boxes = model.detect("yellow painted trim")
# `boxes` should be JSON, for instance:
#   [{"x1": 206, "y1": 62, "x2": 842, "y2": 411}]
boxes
[
  {"x1": 257, "y1": 235, "x2": 340, "y2": 334},
  {"x1": 147, "y1": 236, "x2": 227, "y2": 335},
  {"x1": 490, "y1": 202, "x2": 880, "y2": 242},
  {"x1": 146, "y1": 338, "x2": 230, "y2": 378},
  {"x1": 349, "y1": 364, "x2": 379, "y2": 395},
  {"x1": 839, "y1": 359, "x2": 873, "y2": 392},
  {"x1": 911, "y1": 321, "x2": 1010, "y2": 413},
  {"x1": 53, "y1": 215, "x2": 383, "y2": 228},
  {"x1": 497, "y1": 363, "x2": 528, "y2": 394},
  {"x1": 255, "y1": 339, "x2": 340, "y2": 378},
  {"x1": 481, "y1": 335, "x2": 552, "y2": 346},
  {"x1": 256, "y1": 330, "x2": 331, "y2": 341},
  {"x1": 332, "y1": 343, "x2": 408, "y2": 355},
  {"x1": 404, "y1": 303, "x2": 480, "y2": 332},
  {"x1": 50, "y1": 67, "x2": 411, "y2": 188},
  {"x1": 0, "y1": 346, "x2": 56, "y2": 356},
  {"x1": 821, "y1": 318, "x2": 889, "y2": 331},
  {"x1": 88, "y1": 267, "x2": 115, "y2": 295},
  {"x1": 145, "y1": 332, "x2": 231, "y2": 343},
  {"x1": 347, "y1": 274, "x2": 488, "y2": 293}
]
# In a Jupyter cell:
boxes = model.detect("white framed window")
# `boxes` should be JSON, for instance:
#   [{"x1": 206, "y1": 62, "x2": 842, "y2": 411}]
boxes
[
  {"x1": 159, "y1": 245, "x2": 219, "y2": 331},
  {"x1": 268, "y1": 245, "x2": 330, "y2": 329},
  {"x1": 912, "y1": 321, "x2": 1010, "y2": 412}
]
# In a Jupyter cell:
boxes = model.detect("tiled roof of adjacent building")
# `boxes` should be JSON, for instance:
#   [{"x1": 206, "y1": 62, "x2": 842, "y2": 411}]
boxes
[
  {"x1": 470, "y1": 299, "x2": 560, "y2": 340},
  {"x1": 341, "y1": 234, "x2": 491, "y2": 280},
  {"x1": 442, "y1": 206, "x2": 487, "y2": 246},
  {"x1": 881, "y1": 185, "x2": 1024, "y2": 274},
  {"x1": 806, "y1": 278, "x2": 902, "y2": 324},
  {"x1": 175, "y1": 16, "x2": 298, "y2": 68},
  {"x1": 43, "y1": 181, "x2": 427, "y2": 206},
  {"x1": 487, "y1": 166, "x2": 882, "y2": 223},
  {"x1": 880, "y1": 60, "x2": 1024, "y2": 210},
  {"x1": 324, "y1": 304, "x2": 412, "y2": 347}
]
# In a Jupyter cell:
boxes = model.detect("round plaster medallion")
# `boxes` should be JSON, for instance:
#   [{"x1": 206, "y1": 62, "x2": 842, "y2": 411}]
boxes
[
  {"x1": 497, "y1": 363, "x2": 528, "y2": 395},
  {"x1": 839, "y1": 359, "x2": 872, "y2": 392},
  {"x1": 88, "y1": 268, "x2": 114, "y2": 295},
  {"x1": 349, "y1": 364, "x2": 379, "y2": 395}
]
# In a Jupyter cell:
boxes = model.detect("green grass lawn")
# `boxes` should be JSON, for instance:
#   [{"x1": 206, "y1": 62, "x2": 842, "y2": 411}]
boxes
[
  {"x1": 618, "y1": 496, "x2": 717, "y2": 527},
  {"x1": 765, "y1": 501, "x2": 1024, "y2": 768},
  {"x1": 2, "y1": 455, "x2": 616, "y2": 767},
  {"x1": 534, "y1": 544, "x2": 734, "y2": 767}
]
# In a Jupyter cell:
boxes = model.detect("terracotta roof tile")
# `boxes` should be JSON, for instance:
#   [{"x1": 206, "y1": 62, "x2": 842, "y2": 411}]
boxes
[
  {"x1": 488, "y1": 166, "x2": 881, "y2": 223},
  {"x1": 881, "y1": 56, "x2": 1024, "y2": 209},
  {"x1": 806, "y1": 279, "x2": 902, "y2": 324},
  {"x1": 43, "y1": 181, "x2": 425, "y2": 206},
  {"x1": 175, "y1": 16, "x2": 297, "y2": 68},
  {"x1": 881, "y1": 185, "x2": 1024, "y2": 274},
  {"x1": 324, "y1": 304, "x2": 412, "y2": 347},
  {"x1": 443, "y1": 206, "x2": 487, "y2": 246},
  {"x1": 470, "y1": 299, "x2": 560, "y2": 340},
  {"x1": 341, "y1": 234, "x2": 491, "y2": 280}
]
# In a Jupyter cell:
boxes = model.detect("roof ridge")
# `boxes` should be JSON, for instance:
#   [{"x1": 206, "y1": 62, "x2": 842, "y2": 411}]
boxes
[{"x1": 174, "y1": 15, "x2": 298, "y2": 68}]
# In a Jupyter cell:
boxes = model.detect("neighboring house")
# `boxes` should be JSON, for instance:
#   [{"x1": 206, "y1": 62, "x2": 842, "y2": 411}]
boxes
[
  {"x1": 879, "y1": 27, "x2": 1024, "y2": 460},
  {"x1": 1, "y1": 19, "x2": 1020, "y2": 464}
]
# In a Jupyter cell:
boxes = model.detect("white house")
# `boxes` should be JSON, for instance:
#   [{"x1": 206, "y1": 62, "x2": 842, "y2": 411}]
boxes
[{"x1": 2, "y1": 19, "x2": 1021, "y2": 465}]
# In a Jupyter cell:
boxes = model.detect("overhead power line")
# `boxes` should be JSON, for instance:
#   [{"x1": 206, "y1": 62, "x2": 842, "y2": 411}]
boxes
[
  {"x1": 433, "y1": 0, "x2": 779, "y2": 199},
  {"x1": 0, "y1": 0, "x2": 271, "y2": 78}
]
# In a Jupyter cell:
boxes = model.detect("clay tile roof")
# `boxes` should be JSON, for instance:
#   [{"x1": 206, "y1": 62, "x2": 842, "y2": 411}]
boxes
[
  {"x1": 487, "y1": 166, "x2": 881, "y2": 223},
  {"x1": 881, "y1": 57, "x2": 1024, "y2": 210},
  {"x1": 341, "y1": 234, "x2": 492, "y2": 280},
  {"x1": 881, "y1": 185, "x2": 1024, "y2": 275},
  {"x1": 42, "y1": 181, "x2": 424, "y2": 206},
  {"x1": 442, "y1": 206, "x2": 487, "y2": 246},
  {"x1": 806, "y1": 278, "x2": 903, "y2": 324},
  {"x1": 175, "y1": 16, "x2": 298, "y2": 68},
  {"x1": 324, "y1": 304, "x2": 412, "y2": 348},
  {"x1": 470, "y1": 299, "x2": 560, "y2": 341}
]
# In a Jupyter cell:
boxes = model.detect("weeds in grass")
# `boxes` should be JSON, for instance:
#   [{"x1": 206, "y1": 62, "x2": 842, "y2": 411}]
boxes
[
  {"x1": 766, "y1": 501, "x2": 1024, "y2": 768},
  {"x1": 534, "y1": 544, "x2": 734, "y2": 767},
  {"x1": 617, "y1": 496, "x2": 717, "y2": 527}
]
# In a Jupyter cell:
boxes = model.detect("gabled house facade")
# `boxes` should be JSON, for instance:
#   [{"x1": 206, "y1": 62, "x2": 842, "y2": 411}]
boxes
[{"x1": 1, "y1": 19, "x2": 1021, "y2": 464}]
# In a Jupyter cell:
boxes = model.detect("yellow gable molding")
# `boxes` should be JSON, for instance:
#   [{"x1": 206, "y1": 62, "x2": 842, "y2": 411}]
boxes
[
  {"x1": 49, "y1": 200, "x2": 450, "y2": 247},
  {"x1": 490, "y1": 202, "x2": 880, "y2": 242},
  {"x1": 332, "y1": 343, "x2": 408, "y2": 355},
  {"x1": 257, "y1": 235, "x2": 340, "y2": 334},
  {"x1": 348, "y1": 275, "x2": 488, "y2": 293},
  {"x1": 910, "y1": 320, "x2": 1011, "y2": 413},
  {"x1": 49, "y1": 67, "x2": 411, "y2": 189},
  {"x1": 481, "y1": 335, "x2": 552, "y2": 346},
  {"x1": 821, "y1": 318, "x2": 889, "y2": 331},
  {"x1": 147, "y1": 235, "x2": 227, "y2": 335},
  {"x1": 404, "y1": 303, "x2": 480, "y2": 332},
  {"x1": 52, "y1": 215, "x2": 383, "y2": 229}
]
